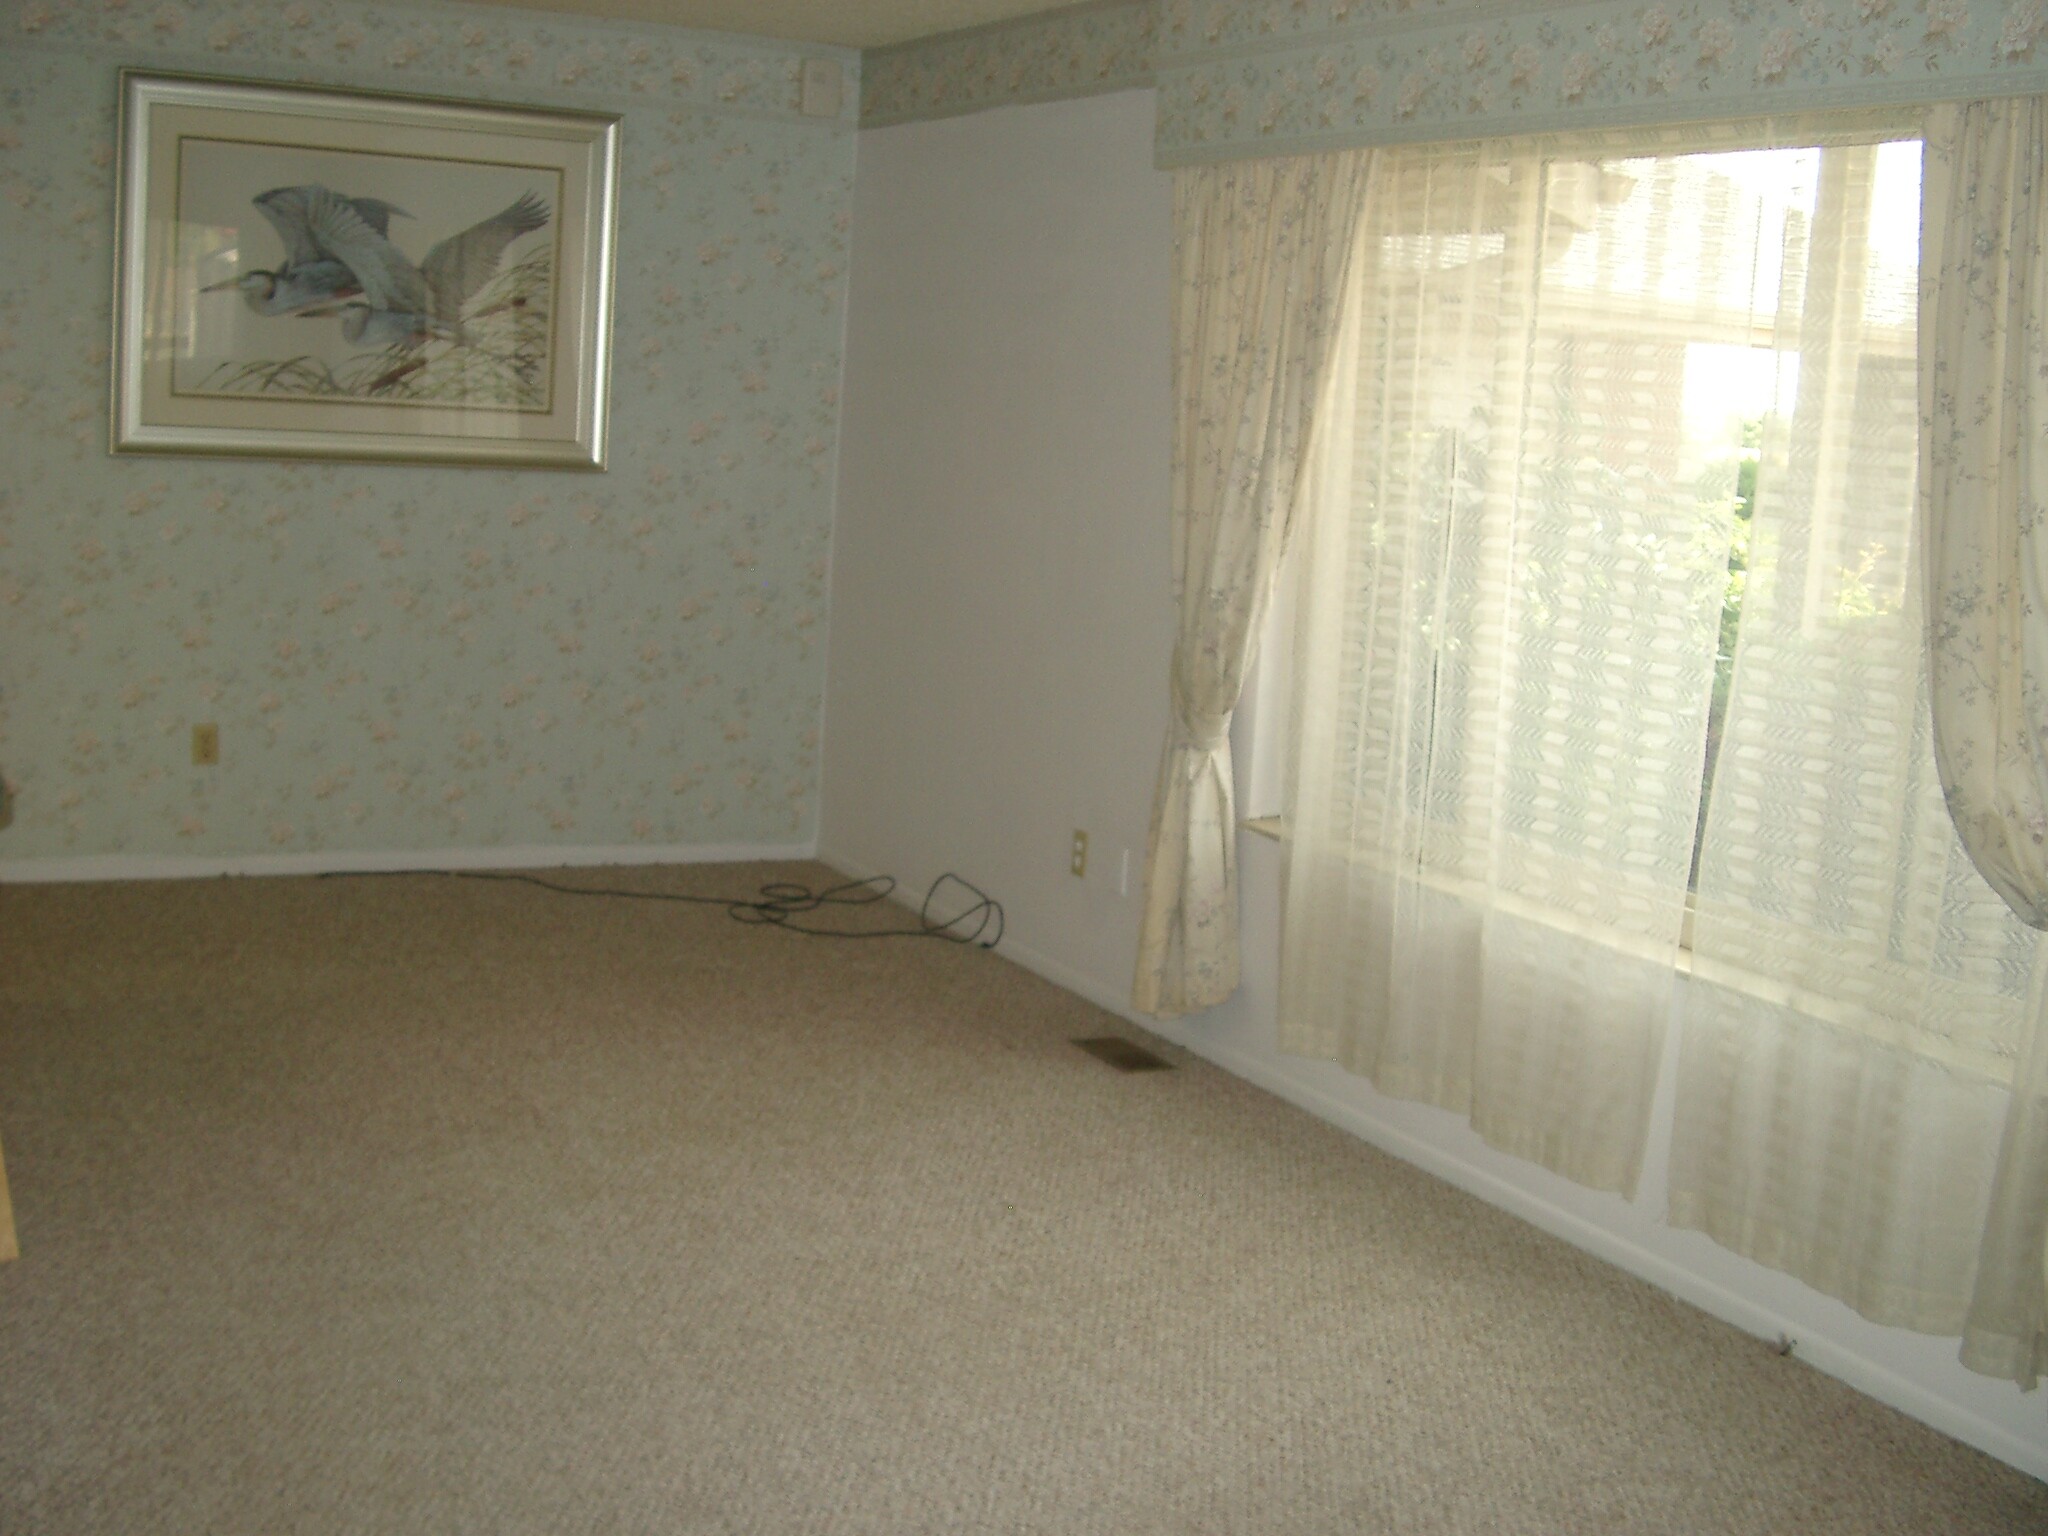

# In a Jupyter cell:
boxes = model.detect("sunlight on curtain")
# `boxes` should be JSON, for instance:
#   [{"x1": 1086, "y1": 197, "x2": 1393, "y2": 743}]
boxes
[
  {"x1": 1278, "y1": 132, "x2": 1780, "y2": 1195},
  {"x1": 1664, "y1": 127, "x2": 2048, "y2": 1385}
]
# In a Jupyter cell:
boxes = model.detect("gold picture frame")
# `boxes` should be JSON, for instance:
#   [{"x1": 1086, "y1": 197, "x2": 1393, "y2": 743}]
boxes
[{"x1": 112, "y1": 70, "x2": 619, "y2": 469}]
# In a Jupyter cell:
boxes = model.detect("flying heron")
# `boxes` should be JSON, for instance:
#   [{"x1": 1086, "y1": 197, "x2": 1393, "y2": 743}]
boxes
[
  {"x1": 201, "y1": 185, "x2": 412, "y2": 318},
  {"x1": 291, "y1": 187, "x2": 552, "y2": 351}
]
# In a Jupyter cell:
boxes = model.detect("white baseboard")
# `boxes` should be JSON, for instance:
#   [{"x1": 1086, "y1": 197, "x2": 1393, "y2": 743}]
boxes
[
  {"x1": 1170, "y1": 1030, "x2": 2048, "y2": 1485},
  {"x1": 994, "y1": 934, "x2": 1145, "y2": 1024},
  {"x1": 985, "y1": 935, "x2": 2048, "y2": 1486},
  {"x1": 0, "y1": 839, "x2": 820, "y2": 884}
]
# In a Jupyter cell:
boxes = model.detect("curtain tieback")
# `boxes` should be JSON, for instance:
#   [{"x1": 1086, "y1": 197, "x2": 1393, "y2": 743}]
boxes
[{"x1": 1172, "y1": 704, "x2": 1233, "y2": 755}]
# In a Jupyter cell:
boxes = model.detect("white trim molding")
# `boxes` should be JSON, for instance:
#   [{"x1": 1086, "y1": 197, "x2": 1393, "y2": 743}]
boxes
[{"x1": 0, "y1": 839, "x2": 819, "y2": 885}]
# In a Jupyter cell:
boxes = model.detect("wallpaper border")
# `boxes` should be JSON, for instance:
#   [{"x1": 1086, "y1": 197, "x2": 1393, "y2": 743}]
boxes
[
  {"x1": 8, "y1": 0, "x2": 861, "y2": 127},
  {"x1": 860, "y1": 0, "x2": 1157, "y2": 127},
  {"x1": 1154, "y1": 0, "x2": 2048, "y2": 164},
  {"x1": 1155, "y1": 68, "x2": 2048, "y2": 164},
  {"x1": 853, "y1": 0, "x2": 2048, "y2": 162}
]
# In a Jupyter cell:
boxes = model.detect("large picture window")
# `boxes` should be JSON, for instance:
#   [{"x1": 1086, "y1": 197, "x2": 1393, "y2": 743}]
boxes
[{"x1": 1276, "y1": 114, "x2": 2041, "y2": 1351}]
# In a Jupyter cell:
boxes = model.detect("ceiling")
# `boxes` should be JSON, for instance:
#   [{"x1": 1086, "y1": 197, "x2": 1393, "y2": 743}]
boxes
[{"x1": 447, "y1": 0, "x2": 1075, "y2": 49}]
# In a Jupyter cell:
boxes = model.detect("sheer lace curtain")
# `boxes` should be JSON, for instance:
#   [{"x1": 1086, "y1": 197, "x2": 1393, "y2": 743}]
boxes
[
  {"x1": 1664, "y1": 129, "x2": 2046, "y2": 1383},
  {"x1": 1274, "y1": 106, "x2": 2048, "y2": 1385},
  {"x1": 1663, "y1": 109, "x2": 2048, "y2": 1389},
  {"x1": 1280, "y1": 128, "x2": 1780, "y2": 1195}
]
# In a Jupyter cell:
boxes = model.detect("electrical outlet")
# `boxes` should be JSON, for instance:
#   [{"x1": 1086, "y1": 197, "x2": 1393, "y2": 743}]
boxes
[
  {"x1": 1070, "y1": 829, "x2": 1088, "y2": 878},
  {"x1": 192, "y1": 723, "x2": 220, "y2": 767}
]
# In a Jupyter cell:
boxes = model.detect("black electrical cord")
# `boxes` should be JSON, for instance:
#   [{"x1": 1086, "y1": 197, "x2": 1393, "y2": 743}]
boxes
[{"x1": 320, "y1": 867, "x2": 1004, "y2": 948}]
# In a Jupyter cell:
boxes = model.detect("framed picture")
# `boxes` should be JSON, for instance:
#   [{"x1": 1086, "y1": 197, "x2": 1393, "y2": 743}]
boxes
[{"x1": 112, "y1": 70, "x2": 620, "y2": 470}]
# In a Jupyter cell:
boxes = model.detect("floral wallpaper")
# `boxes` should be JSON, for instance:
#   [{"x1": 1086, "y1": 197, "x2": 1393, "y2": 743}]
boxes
[
  {"x1": 1154, "y1": 0, "x2": 2048, "y2": 161},
  {"x1": 0, "y1": 0, "x2": 857, "y2": 864},
  {"x1": 860, "y1": 0, "x2": 1157, "y2": 126}
]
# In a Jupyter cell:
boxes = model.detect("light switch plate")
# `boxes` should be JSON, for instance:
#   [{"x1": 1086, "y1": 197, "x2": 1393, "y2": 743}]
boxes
[{"x1": 799, "y1": 59, "x2": 842, "y2": 119}]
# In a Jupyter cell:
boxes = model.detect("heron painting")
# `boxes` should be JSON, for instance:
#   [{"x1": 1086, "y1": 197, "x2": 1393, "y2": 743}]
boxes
[
  {"x1": 115, "y1": 71, "x2": 619, "y2": 467},
  {"x1": 183, "y1": 162, "x2": 560, "y2": 409}
]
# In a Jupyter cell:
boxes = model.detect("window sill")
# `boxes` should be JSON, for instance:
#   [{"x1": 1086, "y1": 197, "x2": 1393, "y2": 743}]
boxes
[
  {"x1": 1250, "y1": 825, "x2": 1875, "y2": 1025},
  {"x1": 1245, "y1": 814, "x2": 1715, "y2": 965}
]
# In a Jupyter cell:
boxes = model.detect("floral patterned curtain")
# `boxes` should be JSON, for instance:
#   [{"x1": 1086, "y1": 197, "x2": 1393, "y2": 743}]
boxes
[
  {"x1": 1131, "y1": 149, "x2": 1374, "y2": 1019},
  {"x1": 1919, "y1": 96, "x2": 2048, "y2": 1386}
]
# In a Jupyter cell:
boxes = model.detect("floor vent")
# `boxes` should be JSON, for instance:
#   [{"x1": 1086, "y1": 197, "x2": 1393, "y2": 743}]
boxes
[{"x1": 1071, "y1": 1036, "x2": 1175, "y2": 1073}]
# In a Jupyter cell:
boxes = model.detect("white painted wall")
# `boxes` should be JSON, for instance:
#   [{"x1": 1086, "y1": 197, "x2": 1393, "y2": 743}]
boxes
[
  {"x1": 822, "y1": 89, "x2": 1173, "y2": 985},
  {"x1": 821, "y1": 88, "x2": 2048, "y2": 1483}
]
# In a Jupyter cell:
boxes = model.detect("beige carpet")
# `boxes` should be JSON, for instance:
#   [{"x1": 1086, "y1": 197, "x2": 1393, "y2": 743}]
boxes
[{"x1": 1, "y1": 862, "x2": 2042, "y2": 1534}]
